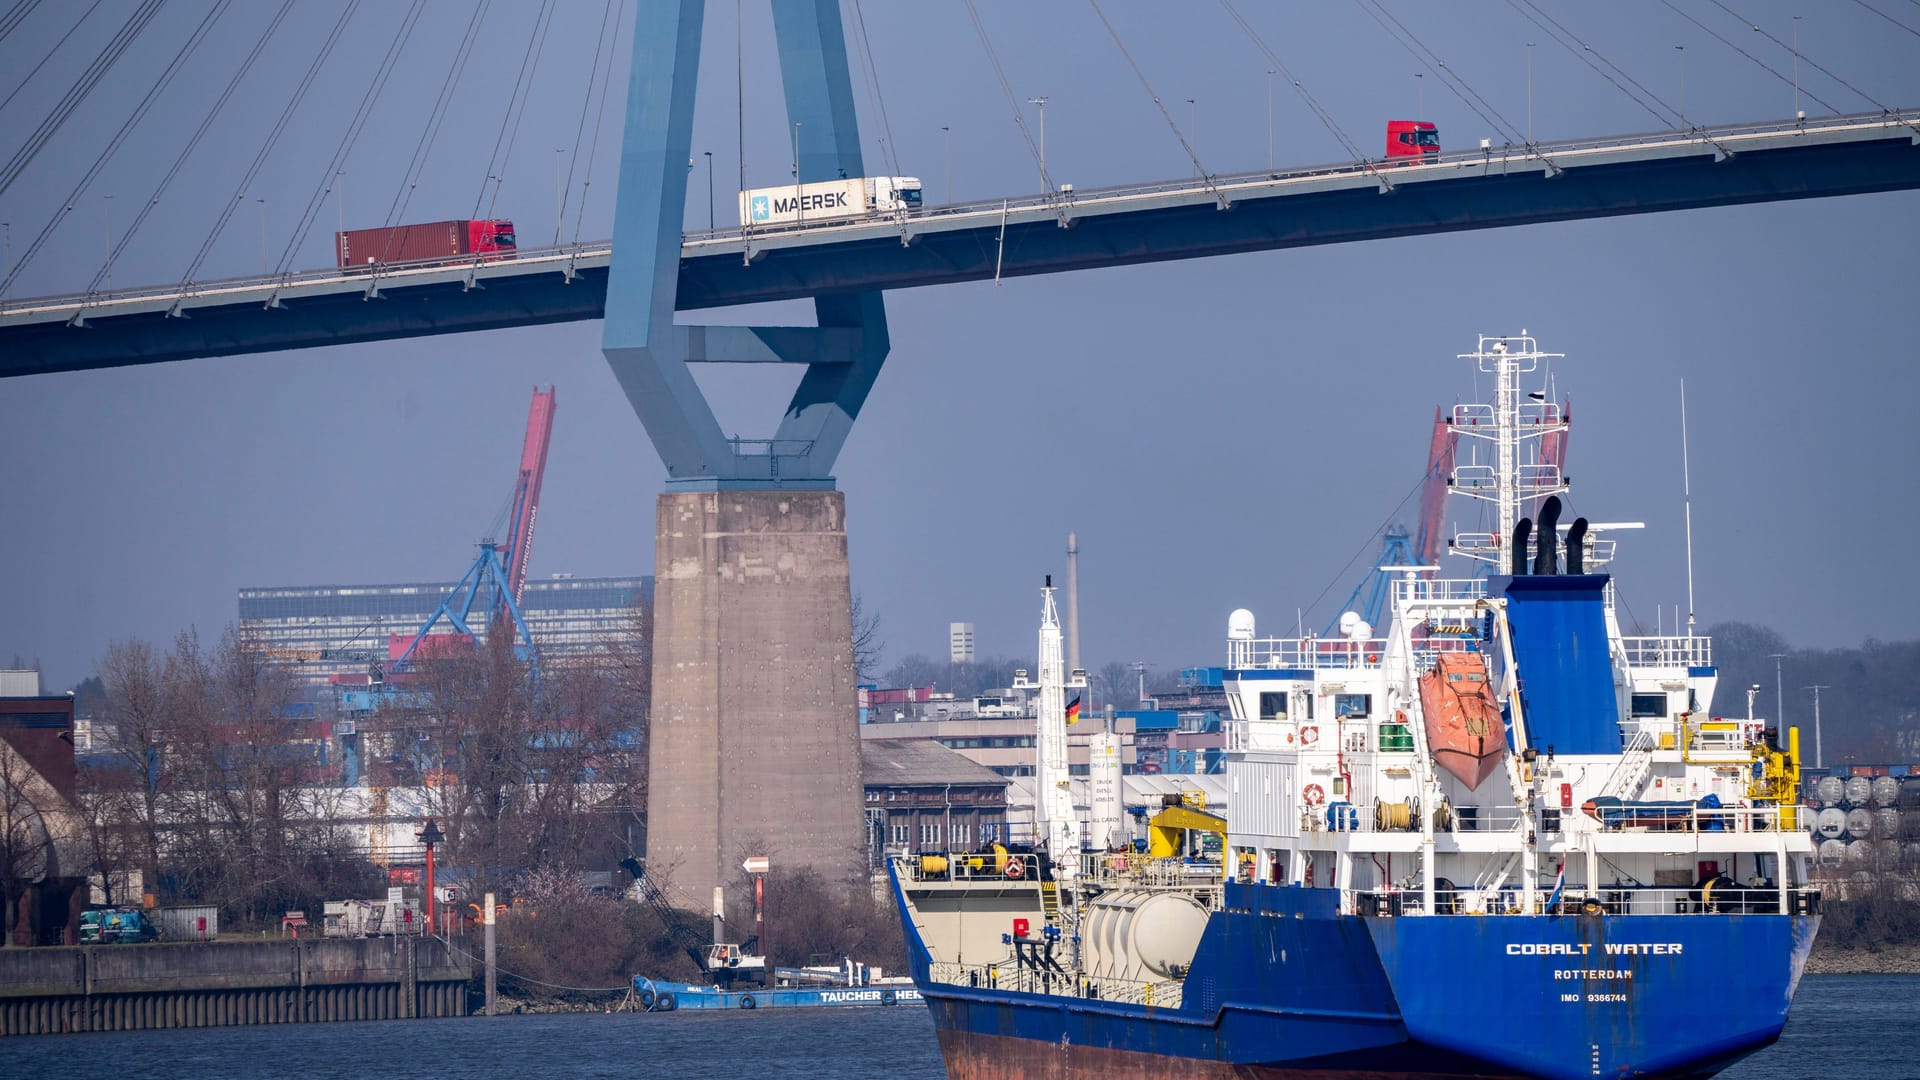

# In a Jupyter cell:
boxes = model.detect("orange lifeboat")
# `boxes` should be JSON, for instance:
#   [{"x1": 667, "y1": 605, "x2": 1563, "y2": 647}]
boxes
[{"x1": 1418, "y1": 652, "x2": 1506, "y2": 790}]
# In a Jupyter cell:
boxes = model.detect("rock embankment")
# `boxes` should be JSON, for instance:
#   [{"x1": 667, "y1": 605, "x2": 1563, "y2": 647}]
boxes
[{"x1": 1805, "y1": 942, "x2": 1920, "y2": 975}]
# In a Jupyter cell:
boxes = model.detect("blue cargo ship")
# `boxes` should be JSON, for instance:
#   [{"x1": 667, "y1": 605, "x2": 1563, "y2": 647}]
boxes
[{"x1": 890, "y1": 333, "x2": 1819, "y2": 1079}]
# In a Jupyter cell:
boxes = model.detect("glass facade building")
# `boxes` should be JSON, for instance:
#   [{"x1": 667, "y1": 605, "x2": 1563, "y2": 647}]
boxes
[{"x1": 237, "y1": 574, "x2": 652, "y2": 687}]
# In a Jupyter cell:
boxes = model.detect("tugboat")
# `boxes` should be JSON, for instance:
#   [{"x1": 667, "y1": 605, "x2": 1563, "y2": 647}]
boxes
[{"x1": 890, "y1": 332, "x2": 1818, "y2": 1079}]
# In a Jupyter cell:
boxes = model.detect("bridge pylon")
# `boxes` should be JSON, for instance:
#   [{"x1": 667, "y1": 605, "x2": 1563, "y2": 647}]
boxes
[{"x1": 604, "y1": 0, "x2": 884, "y2": 903}]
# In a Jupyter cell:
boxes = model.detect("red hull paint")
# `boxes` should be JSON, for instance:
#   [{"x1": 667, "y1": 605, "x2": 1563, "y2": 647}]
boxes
[{"x1": 935, "y1": 1029, "x2": 1526, "y2": 1080}]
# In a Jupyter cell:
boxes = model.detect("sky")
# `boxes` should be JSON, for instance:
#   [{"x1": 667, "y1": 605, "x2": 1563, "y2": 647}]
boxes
[{"x1": 1, "y1": 1, "x2": 1917, "y2": 691}]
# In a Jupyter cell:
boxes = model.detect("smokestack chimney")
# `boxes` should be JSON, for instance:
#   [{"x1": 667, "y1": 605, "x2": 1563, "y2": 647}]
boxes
[
  {"x1": 1533, "y1": 495, "x2": 1562, "y2": 576},
  {"x1": 1511, "y1": 518, "x2": 1532, "y2": 576},
  {"x1": 1066, "y1": 531, "x2": 1081, "y2": 675},
  {"x1": 1566, "y1": 517, "x2": 1589, "y2": 574}
]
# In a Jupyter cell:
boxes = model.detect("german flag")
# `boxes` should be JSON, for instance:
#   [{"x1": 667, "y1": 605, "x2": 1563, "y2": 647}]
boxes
[{"x1": 1065, "y1": 695, "x2": 1082, "y2": 725}]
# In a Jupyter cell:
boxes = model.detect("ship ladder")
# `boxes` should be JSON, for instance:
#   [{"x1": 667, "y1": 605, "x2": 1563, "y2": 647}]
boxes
[{"x1": 1040, "y1": 881, "x2": 1061, "y2": 926}]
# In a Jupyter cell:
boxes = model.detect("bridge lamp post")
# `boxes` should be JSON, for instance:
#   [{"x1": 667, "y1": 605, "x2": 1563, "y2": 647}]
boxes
[
  {"x1": 792, "y1": 121, "x2": 803, "y2": 224},
  {"x1": 1526, "y1": 42, "x2": 1535, "y2": 146},
  {"x1": 941, "y1": 126, "x2": 950, "y2": 203},
  {"x1": 1266, "y1": 70, "x2": 1275, "y2": 173},
  {"x1": 102, "y1": 194, "x2": 112, "y2": 294},
  {"x1": 334, "y1": 171, "x2": 345, "y2": 234},
  {"x1": 1413, "y1": 74, "x2": 1423, "y2": 121},
  {"x1": 1676, "y1": 46, "x2": 1686, "y2": 129},
  {"x1": 1027, "y1": 97, "x2": 1047, "y2": 181},
  {"x1": 1187, "y1": 98, "x2": 1197, "y2": 177},
  {"x1": 256, "y1": 197, "x2": 267, "y2": 275},
  {"x1": 1792, "y1": 15, "x2": 1803, "y2": 121},
  {"x1": 3, "y1": 220, "x2": 10, "y2": 306},
  {"x1": 704, "y1": 151, "x2": 714, "y2": 229}
]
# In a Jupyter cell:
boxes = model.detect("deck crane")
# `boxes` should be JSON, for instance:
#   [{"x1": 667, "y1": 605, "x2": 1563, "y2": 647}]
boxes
[{"x1": 386, "y1": 387, "x2": 557, "y2": 675}]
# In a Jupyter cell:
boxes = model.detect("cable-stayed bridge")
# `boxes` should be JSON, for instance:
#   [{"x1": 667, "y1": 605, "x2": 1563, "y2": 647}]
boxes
[{"x1": 3, "y1": 110, "x2": 1917, "y2": 378}]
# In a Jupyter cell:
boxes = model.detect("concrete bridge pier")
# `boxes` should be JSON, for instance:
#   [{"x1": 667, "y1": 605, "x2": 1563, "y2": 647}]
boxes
[{"x1": 646, "y1": 490, "x2": 865, "y2": 902}]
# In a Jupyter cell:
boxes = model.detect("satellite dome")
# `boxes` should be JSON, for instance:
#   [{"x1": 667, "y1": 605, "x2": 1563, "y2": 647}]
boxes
[
  {"x1": 1227, "y1": 609, "x2": 1256, "y2": 641},
  {"x1": 1350, "y1": 620, "x2": 1373, "y2": 642},
  {"x1": 1338, "y1": 611, "x2": 1361, "y2": 635}
]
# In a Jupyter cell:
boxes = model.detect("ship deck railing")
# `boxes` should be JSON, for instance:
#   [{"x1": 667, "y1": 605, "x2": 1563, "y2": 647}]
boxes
[
  {"x1": 1079, "y1": 852, "x2": 1228, "y2": 891},
  {"x1": 927, "y1": 960, "x2": 1184, "y2": 1009},
  {"x1": 1226, "y1": 635, "x2": 1486, "y2": 672},
  {"x1": 1282, "y1": 798, "x2": 1798, "y2": 837},
  {"x1": 1350, "y1": 884, "x2": 1820, "y2": 918},
  {"x1": 1620, "y1": 635, "x2": 1714, "y2": 667},
  {"x1": 896, "y1": 850, "x2": 1042, "y2": 886}
]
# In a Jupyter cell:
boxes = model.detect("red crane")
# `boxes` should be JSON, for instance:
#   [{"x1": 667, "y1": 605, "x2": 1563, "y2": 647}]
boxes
[{"x1": 501, "y1": 386, "x2": 556, "y2": 613}]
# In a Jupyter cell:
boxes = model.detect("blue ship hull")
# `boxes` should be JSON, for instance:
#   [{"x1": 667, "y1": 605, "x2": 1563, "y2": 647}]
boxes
[{"x1": 896, "y1": 878, "x2": 1815, "y2": 1080}]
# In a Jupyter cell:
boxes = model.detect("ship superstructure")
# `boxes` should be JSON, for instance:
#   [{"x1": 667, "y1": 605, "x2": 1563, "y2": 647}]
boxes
[{"x1": 891, "y1": 332, "x2": 1819, "y2": 1080}]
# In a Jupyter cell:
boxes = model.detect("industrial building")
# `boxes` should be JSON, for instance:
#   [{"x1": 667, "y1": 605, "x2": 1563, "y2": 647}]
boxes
[
  {"x1": 861, "y1": 739, "x2": 1009, "y2": 872},
  {"x1": 237, "y1": 574, "x2": 652, "y2": 687}
]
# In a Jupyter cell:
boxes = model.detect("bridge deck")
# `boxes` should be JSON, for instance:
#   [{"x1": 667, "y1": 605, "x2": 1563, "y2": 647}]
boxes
[{"x1": 3, "y1": 112, "x2": 1915, "y2": 377}]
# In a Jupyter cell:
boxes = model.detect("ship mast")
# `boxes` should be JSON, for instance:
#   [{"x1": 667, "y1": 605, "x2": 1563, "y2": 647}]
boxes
[
  {"x1": 1450, "y1": 333, "x2": 1569, "y2": 569},
  {"x1": 1019, "y1": 576, "x2": 1086, "y2": 880}
]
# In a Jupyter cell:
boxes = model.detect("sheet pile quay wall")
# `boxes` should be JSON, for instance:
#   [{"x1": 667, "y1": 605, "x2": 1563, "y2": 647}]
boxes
[{"x1": 0, "y1": 937, "x2": 469, "y2": 1035}]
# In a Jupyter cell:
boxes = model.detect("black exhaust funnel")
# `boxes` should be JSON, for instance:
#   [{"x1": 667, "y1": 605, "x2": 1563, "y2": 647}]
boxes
[
  {"x1": 1511, "y1": 518, "x2": 1532, "y2": 576},
  {"x1": 1533, "y1": 496, "x2": 1562, "y2": 576},
  {"x1": 1566, "y1": 517, "x2": 1589, "y2": 574}
]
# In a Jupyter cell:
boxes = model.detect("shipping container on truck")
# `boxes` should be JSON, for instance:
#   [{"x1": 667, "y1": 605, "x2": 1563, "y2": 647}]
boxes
[
  {"x1": 334, "y1": 219, "x2": 516, "y2": 268},
  {"x1": 738, "y1": 176, "x2": 922, "y2": 227},
  {"x1": 1386, "y1": 120, "x2": 1440, "y2": 162}
]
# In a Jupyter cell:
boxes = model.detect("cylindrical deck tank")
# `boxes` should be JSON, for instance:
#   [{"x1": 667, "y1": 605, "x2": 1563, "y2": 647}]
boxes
[
  {"x1": 1845, "y1": 776, "x2": 1873, "y2": 805},
  {"x1": 1846, "y1": 808, "x2": 1876, "y2": 840},
  {"x1": 1871, "y1": 776, "x2": 1900, "y2": 806},
  {"x1": 1901, "y1": 809, "x2": 1920, "y2": 841},
  {"x1": 1875, "y1": 808, "x2": 1902, "y2": 842},
  {"x1": 1818, "y1": 839, "x2": 1848, "y2": 865},
  {"x1": 1081, "y1": 889, "x2": 1210, "y2": 982},
  {"x1": 1815, "y1": 776, "x2": 1845, "y2": 805},
  {"x1": 1844, "y1": 839, "x2": 1874, "y2": 865},
  {"x1": 1815, "y1": 808, "x2": 1847, "y2": 839},
  {"x1": 1878, "y1": 840, "x2": 1904, "y2": 866}
]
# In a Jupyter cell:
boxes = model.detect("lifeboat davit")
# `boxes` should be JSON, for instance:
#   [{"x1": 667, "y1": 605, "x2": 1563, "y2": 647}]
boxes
[{"x1": 1418, "y1": 652, "x2": 1506, "y2": 790}]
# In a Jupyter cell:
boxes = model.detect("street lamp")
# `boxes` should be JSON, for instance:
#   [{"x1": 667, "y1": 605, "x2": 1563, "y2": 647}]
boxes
[
  {"x1": 1803, "y1": 685, "x2": 1827, "y2": 769},
  {"x1": 1266, "y1": 69, "x2": 1276, "y2": 172},
  {"x1": 1676, "y1": 45, "x2": 1686, "y2": 129},
  {"x1": 1413, "y1": 73, "x2": 1423, "y2": 120},
  {"x1": 256, "y1": 197, "x2": 267, "y2": 275},
  {"x1": 1526, "y1": 42, "x2": 1535, "y2": 145},
  {"x1": 703, "y1": 151, "x2": 714, "y2": 229},
  {"x1": 1026, "y1": 97, "x2": 1047, "y2": 180},
  {"x1": 791, "y1": 121, "x2": 803, "y2": 224},
  {"x1": 102, "y1": 194, "x2": 113, "y2": 293},
  {"x1": 1768, "y1": 652, "x2": 1787, "y2": 729},
  {"x1": 941, "y1": 126, "x2": 951, "y2": 203}
]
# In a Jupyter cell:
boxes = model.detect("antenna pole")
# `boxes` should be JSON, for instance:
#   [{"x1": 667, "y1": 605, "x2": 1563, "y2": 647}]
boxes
[
  {"x1": 1680, "y1": 380, "x2": 1696, "y2": 638},
  {"x1": 1803, "y1": 685, "x2": 1827, "y2": 770}
]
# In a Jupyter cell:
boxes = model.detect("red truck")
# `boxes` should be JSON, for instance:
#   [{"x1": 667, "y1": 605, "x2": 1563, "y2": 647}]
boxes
[
  {"x1": 1386, "y1": 120, "x2": 1440, "y2": 163},
  {"x1": 334, "y1": 219, "x2": 516, "y2": 268}
]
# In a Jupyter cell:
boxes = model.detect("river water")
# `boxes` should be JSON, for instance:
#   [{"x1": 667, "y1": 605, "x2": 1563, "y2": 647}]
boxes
[{"x1": 1, "y1": 974, "x2": 1912, "y2": 1079}]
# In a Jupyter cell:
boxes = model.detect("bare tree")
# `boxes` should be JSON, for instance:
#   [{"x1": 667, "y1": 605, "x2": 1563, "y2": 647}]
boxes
[
  {"x1": 0, "y1": 745, "x2": 57, "y2": 945},
  {"x1": 851, "y1": 594, "x2": 885, "y2": 683}
]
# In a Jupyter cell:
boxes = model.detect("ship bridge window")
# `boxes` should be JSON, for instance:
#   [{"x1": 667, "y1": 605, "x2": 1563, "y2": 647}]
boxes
[
  {"x1": 1258, "y1": 691, "x2": 1289, "y2": 721},
  {"x1": 1630, "y1": 693, "x2": 1668, "y2": 719},
  {"x1": 1334, "y1": 693, "x2": 1373, "y2": 720}
]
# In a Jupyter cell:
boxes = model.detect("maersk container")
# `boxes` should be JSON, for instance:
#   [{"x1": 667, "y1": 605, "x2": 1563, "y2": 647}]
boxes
[
  {"x1": 334, "y1": 219, "x2": 516, "y2": 267},
  {"x1": 738, "y1": 176, "x2": 921, "y2": 226}
]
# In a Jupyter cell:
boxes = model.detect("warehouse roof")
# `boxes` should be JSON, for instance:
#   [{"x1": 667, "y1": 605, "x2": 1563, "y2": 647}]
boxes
[{"x1": 861, "y1": 738, "x2": 1008, "y2": 790}]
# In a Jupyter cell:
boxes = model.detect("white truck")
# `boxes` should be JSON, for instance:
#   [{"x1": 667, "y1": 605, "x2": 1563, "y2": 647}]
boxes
[{"x1": 738, "y1": 176, "x2": 922, "y2": 227}]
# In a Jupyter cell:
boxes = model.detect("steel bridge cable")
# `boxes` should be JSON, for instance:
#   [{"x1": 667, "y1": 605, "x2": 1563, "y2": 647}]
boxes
[
  {"x1": 79, "y1": 1, "x2": 293, "y2": 296},
  {"x1": 1851, "y1": 0, "x2": 1920, "y2": 40},
  {"x1": 1660, "y1": 0, "x2": 1850, "y2": 119},
  {"x1": 483, "y1": 0, "x2": 558, "y2": 227},
  {"x1": 272, "y1": 0, "x2": 432, "y2": 275},
  {"x1": 177, "y1": 0, "x2": 358, "y2": 287},
  {"x1": 1706, "y1": 0, "x2": 1913, "y2": 119},
  {"x1": 1354, "y1": 0, "x2": 1531, "y2": 149},
  {"x1": 849, "y1": 0, "x2": 904, "y2": 181},
  {"x1": 557, "y1": 0, "x2": 613, "y2": 244},
  {"x1": 0, "y1": 0, "x2": 166, "y2": 200},
  {"x1": 1, "y1": 0, "x2": 230, "y2": 296},
  {"x1": 0, "y1": 0, "x2": 103, "y2": 118},
  {"x1": 0, "y1": 0, "x2": 40, "y2": 44},
  {"x1": 1088, "y1": 0, "x2": 1225, "y2": 206},
  {"x1": 1507, "y1": 0, "x2": 1681, "y2": 128},
  {"x1": 471, "y1": 0, "x2": 557, "y2": 222},
  {"x1": 1216, "y1": 0, "x2": 1387, "y2": 188},
  {"x1": 376, "y1": 1, "x2": 490, "y2": 260},
  {"x1": 571, "y1": 0, "x2": 624, "y2": 245},
  {"x1": 960, "y1": 0, "x2": 1053, "y2": 196}
]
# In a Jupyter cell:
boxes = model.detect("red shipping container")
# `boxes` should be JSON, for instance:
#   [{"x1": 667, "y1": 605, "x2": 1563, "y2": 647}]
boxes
[{"x1": 335, "y1": 219, "x2": 516, "y2": 267}]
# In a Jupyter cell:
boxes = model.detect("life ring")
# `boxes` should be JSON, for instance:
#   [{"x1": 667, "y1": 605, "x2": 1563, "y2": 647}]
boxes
[
  {"x1": 1303, "y1": 783, "x2": 1326, "y2": 806},
  {"x1": 1005, "y1": 858, "x2": 1025, "y2": 879},
  {"x1": 1366, "y1": 653, "x2": 1379, "y2": 664},
  {"x1": 1300, "y1": 725, "x2": 1320, "y2": 747},
  {"x1": 655, "y1": 992, "x2": 677, "y2": 1012},
  {"x1": 881, "y1": 989, "x2": 897, "y2": 1005},
  {"x1": 739, "y1": 994, "x2": 756, "y2": 1009}
]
